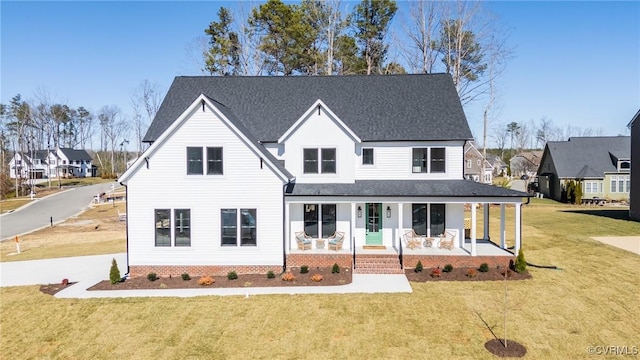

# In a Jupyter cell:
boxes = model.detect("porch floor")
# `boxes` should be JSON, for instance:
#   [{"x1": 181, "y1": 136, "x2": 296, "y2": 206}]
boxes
[{"x1": 289, "y1": 240, "x2": 513, "y2": 257}]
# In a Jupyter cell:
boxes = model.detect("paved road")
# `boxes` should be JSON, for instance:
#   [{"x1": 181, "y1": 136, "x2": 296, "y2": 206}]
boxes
[{"x1": 0, "y1": 182, "x2": 120, "y2": 241}]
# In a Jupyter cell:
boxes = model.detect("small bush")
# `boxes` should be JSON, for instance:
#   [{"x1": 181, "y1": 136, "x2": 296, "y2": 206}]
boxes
[
  {"x1": 181, "y1": 273, "x2": 191, "y2": 281},
  {"x1": 467, "y1": 269, "x2": 477, "y2": 278},
  {"x1": 501, "y1": 268, "x2": 512, "y2": 277},
  {"x1": 332, "y1": 263, "x2": 340, "y2": 274},
  {"x1": 514, "y1": 249, "x2": 527, "y2": 273},
  {"x1": 147, "y1": 273, "x2": 158, "y2": 282},
  {"x1": 300, "y1": 265, "x2": 309, "y2": 274},
  {"x1": 431, "y1": 268, "x2": 441, "y2": 277},
  {"x1": 227, "y1": 271, "x2": 238, "y2": 280},
  {"x1": 443, "y1": 264, "x2": 453, "y2": 273},
  {"x1": 109, "y1": 258, "x2": 121, "y2": 284},
  {"x1": 311, "y1": 274, "x2": 323, "y2": 282},
  {"x1": 414, "y1": 261, "x2": 423, "y2": 273},
  {"x1": 61, "y1": 278, "x2": 69, "y2": 286},
  {"x1": 282, "y1": 272, "x2": 295, "y2": 281},
  {"x1": 198, "y1": 276, "x2": 214, "y2": 286},
  {"x1": 479, "y1": 263, "x2": 489, "y2": 273},
  {"x1": 267, "y1": 270, "x2": 275, "y2": 279}
]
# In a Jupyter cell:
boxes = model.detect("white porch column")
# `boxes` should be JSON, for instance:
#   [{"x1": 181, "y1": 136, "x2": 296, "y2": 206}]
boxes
[
  {"x1": 514, "y1": 203, "x2": 522, "y2": 254},
  {"x1": 500, "y1": 204, "x2": 506, "y2": 249},
  {"x1": 397, "y1": 203, "x2": 403, "y2": 249},
  {"x1": 470, "y1": 203, "x2": 477, "y2": 256},
  {"x1": 483, "y1": 203, "x2": 490, "y2": 240},
  {"x1": 351, "y1": 202, "x2": 356, "y2": 250},
  {"x1": 284, "y1": 201, "x2": 290, "y2": 251}
]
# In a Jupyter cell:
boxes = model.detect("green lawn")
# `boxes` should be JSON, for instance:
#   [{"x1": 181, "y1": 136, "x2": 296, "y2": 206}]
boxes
[{"x1": 1, "y1": 201, "x2": 639, "y2": 359}]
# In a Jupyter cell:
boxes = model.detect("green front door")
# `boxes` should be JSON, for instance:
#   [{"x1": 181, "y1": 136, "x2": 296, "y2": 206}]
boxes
[{"x1": 365, "y1": 203, "x2": 383, "y2": 245}]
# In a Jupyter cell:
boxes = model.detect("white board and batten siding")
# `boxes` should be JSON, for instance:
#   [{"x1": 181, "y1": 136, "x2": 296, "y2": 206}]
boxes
[
  {"x1": 127, "y1": 105, "x2": 285, "y2": 267},
  {"x1": 355, "y1": 141, "x2": 464, "y2": 180},
  {"x1": 282, "y1": 106, "x2": 356, "y2": 183}
]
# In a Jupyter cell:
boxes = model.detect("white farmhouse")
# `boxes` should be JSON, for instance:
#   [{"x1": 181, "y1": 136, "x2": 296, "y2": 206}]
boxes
[{"x1": 119, "y1": 75, "x2": 528, "y2": 277}]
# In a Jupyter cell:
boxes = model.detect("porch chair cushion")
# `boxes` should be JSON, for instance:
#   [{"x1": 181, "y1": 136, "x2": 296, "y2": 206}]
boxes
[
  {"x1": 327, "y1": 231, "x2": 345, "y2": 251},
  {"x1": 295, "y1": 231, "x2": 312, "y2": 250}
]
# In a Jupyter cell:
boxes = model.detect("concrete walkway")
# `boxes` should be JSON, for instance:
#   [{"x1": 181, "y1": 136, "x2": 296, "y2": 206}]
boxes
[
  {"x1": 0, "y1": 253, "x2": 413, "y2": 298},
  {"x1": 591, "y1": 236, "x2": 640, "y2": 255}
]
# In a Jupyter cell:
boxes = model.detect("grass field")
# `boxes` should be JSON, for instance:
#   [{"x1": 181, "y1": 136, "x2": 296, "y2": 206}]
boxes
[{"x1": 1, "y1": 201, "x2": 639, "y2": 359}]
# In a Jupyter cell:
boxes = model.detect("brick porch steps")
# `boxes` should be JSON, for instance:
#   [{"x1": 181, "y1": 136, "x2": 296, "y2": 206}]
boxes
[{"x1": 353, "y1": 254, "x2": 404, "y2": 274}]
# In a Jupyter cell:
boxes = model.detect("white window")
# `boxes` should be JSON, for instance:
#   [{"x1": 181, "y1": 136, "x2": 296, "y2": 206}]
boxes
[
  {"x1": 466, "y1": 159, "x2": 472, "y2": 168},
  {"x1": 585, "y1": 182, "x2": 592, "y2": 193},
  {"x1": 611, "y1": 176, "x2": 617, "y2": 192}
]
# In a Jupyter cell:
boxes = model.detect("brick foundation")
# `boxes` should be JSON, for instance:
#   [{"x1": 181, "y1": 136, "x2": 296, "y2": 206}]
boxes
[
  {"x1": 129, "y1": 265, "x2": 283, "y2": 278},
  {"x1": 402, "y1": 255, "x2": 514, "y2": 270},
  {"x1": 286, "y1": 253, "x2": 352, "y2": 268}
]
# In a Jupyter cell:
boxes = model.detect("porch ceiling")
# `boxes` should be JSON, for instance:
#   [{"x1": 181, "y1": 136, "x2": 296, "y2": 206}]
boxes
[{"x1": 286, "y1": 180, "x2": 528, "y2": 198}]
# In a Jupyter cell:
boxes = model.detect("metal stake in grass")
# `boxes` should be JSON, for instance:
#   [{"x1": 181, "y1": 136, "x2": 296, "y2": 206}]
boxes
[{"x1": 15, "y1": 236, "x2": 20, "y2": 254}]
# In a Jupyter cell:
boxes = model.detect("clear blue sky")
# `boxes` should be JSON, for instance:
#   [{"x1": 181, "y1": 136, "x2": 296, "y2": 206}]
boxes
[{"x1": 2, "y1": 1, "x2": 639, "y2": 149}]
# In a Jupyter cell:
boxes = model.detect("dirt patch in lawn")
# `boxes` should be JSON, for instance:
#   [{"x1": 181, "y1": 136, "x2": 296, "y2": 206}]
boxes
[
  {"x1": 39, "y1": 282, "x2": 77, "y2": 295},
  {"x1": 484, "y1": 339, "x2": 527, "y2": 357},
  {"x1": 405, "y1": 266, "x2": 531, "y2": 282},
  {"x1": 88, "y1": 267, "x2": 352, "y2": 291}
]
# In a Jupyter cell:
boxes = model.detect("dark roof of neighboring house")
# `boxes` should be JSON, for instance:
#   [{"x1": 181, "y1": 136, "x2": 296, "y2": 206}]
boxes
[
  {"x1": 510, "y1": 151, "x2": 543, "y2": 166},
  {"x1": 543, "y1": 136, "x2": 631, "y2": 178},
  {"x1": 144, "y1": 74, "x2": 472, "y2": 143},
  {"x1": 286, "y1": 180, "x2": 527, "y2": 198},
  {"x1": 58, "y1": 148, "x2": 92, "y2": 161}
]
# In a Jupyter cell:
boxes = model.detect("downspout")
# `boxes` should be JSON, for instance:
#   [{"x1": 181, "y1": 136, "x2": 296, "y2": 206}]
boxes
[
  {"x1": 282, "y1": 182, "x2": 288, "y2": 274},
  {"x1": 120, "y1": 181, "x2": 129, "y2": 277}
]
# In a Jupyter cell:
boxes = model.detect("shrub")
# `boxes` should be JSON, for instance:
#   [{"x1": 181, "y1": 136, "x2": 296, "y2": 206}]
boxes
[
  {"x1": 431, "y1": 268, "x2": 441, "y2": 277},
  {"x1": 267, "y1": 270, "x2": 275, "y2": 279},
  {"x1": 501, "y1": 268, "x2": 512, "y2": 277},
  {"x1": 147, "y1": 273, "x2": 158, "y2": 282},
  {"x1": 514, "y1": 249, "x2": 527, "y2": 273},
  {"x1": 197, "y1": 276, "x2": 214, "y2": 286},
  {"x1": 443, "y1": 264, "x2": 453, "y2": 273},
  {"x1": 479, "y1": 263, "x2": 489, "y2": 273},
  {"x1": 109, "y1": 258, "x2": 121, "y2": 284},
  {"x1": 181, "y1": 273, "x2": 191, "y2": 281},
  {"x1": 414, "y1": 261, "x2": 423, "y2": 273},
  {"x1": 311, "y1": 274, "x2": 323, "y2": 282},
  {"x1": 300, "y1": 265, "x2": 309, "y2": 274},
  {"x1": 332, "y1": 263, "x2": 340, "y2": 274},
  {"x1": 282, "y1": 272, "x2": 295, "y2": 281},
  {"x1": 227, "y1": 271, "x2": 238, "y2": 280},
  {"x1": 467, "y1": 269, "x2": 477, "y2": 278},
  {"x1": 61, "y1": 278, "x2": 69, "y2": 286}
]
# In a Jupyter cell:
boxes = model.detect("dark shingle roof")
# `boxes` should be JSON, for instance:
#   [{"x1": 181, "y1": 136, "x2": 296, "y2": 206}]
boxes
[
  {"x1": 58, "y1": 148, "x2": 92, "y2": 161},
  {"x1": 144, "y1": 74, "x2": 472, "y2": 143},
  {"x1": 544, "y1": 136, "x2": 631, "y2": 178},
  {"x1": 286, "y1": 180, "x2": 527, "y2": 198}
]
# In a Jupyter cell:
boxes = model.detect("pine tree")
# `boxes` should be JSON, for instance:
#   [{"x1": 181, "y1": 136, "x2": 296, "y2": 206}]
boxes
[{"x1": 109, "y1": 258, "x2": 121, "y2": 284}]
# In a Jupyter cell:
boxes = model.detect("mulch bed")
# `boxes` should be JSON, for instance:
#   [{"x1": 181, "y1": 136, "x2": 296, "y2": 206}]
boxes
[
  {"x1": 405, "y1": 266, "x2": 531, "y2": 282},
  {"x1": 484, "y1": 339, "x2": 527, "y2": 357},
  {"x1": 87, "y1": 266, "x2": 352, "y2": 291}
]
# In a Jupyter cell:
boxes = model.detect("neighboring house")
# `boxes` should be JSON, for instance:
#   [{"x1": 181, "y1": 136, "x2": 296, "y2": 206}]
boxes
[
  {"x1": 509, "y1": 150, "x2": 543, "y2": 178},
  {"x1": 119, "y1": 74, "x2": 528, "y2": 277},
  {"x1": 486, "y1": 154, "x2": 507, "y2": 177},
  {"x1": 537, "y1": 136, "x2": 631, "y2": 202},
  {"x1": 463, "y1": 142, "x2": 493, "y2": 183},
  {"x1": 9, "y1": 147, "x2": 94, "y2": 179},
  {"x1": 629, "y1": 110, "x2": 639, "y2": 220}
]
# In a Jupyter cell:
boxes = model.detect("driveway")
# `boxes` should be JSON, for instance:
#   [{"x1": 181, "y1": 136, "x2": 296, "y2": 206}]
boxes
[{"x1": 0, "y1": 182, "x2": 120, "y2": 241}]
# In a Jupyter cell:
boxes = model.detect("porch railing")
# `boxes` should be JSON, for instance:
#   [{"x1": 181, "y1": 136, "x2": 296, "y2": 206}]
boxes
[
  {"x1": 398, "y1": 236, "x2": 403, "y2": 270},
  {"x1": 352, "y1": 236, "x2": 356, "y2": 270}
]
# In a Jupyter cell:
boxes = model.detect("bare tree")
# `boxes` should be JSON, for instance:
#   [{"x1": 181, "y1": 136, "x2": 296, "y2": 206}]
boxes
[
  {"x1": 400, "y1": 0, "x2": 441, "y2": 74},
  {"x1": 491, "y1": 124, "x2": 509, "y2": 160},
  {"x1": 131, "y1": 80, "x2": 162, "y2": 155},
  {"x1": 98, "y1": 105, "x2": 129, "y2": 176},
  {"x1": 514, "y1": 121, "x2": 530, "y2": 152}
]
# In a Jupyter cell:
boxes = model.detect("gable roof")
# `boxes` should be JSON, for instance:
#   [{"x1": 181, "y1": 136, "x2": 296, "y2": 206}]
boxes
[
  {"x1": 58, "y1": 148, "x2": 92, "y2": 161},
  {"x1": 627, "y1": 109, "x2": 640, "y2": 129},
  {"x1": 120, "y1": 94, "x2": 294, "y2": 184},
  {"x1": 510, "y1": 150, "x2": 543, "y2": 166},
  {"x1": 543, "y1": 136, "x2": 631, "y2": 178},
  {"x1": 278, "y1": 99, "x2": 361, "y2": 144},
  {"x1": 143, "y1": 74, "x2": 472, "y2": 143}
]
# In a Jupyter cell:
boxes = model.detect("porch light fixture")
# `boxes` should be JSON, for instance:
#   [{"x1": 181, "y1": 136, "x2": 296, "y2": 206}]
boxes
[
  {"x1": 386, "y1": 206, "x2": 391, "y2": 218},
  {"x1": 357, "y1": 206, "x2": 362, "y2": 218}
]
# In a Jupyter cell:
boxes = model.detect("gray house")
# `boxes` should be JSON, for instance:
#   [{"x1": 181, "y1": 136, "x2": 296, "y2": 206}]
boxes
[
  {"x1": 537, "y1": 137, "x2": 631, "y2": 202},
  {"x1": 629, "y1": 110, "x2": 639, "y2": 220}
]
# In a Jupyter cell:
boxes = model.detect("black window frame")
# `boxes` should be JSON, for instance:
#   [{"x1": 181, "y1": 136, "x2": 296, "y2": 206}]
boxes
[
  {"x1": 321, "y1": 148, "x2": 336, "y2": 174},
  {"x1": 430, "y1": 203, "x2": 446, "y2": 236},
  {"x1": 207, "y1": 147, "x2": 223, "y2": 175},
  {"x1": 174, "y1": 209, "x2": 191, "y2": 246},
  {"x1": 304, "y1": 204, "x2": 319, "y2": 238},
  {"x1": 303, "y1": 148, "x2": 319, "y2": 174},
  {"x1": 240, "y1": 209, "x2": 257, "y2": 246},
  {"x1": 430, "y1": 148, "x2": 446, "y2": 173},
  {"x1": 362, "y1": 148, "x2": 374, "y2": 165},
  {"x1": 155, "y1": 209, "x2": 171, "y2": 247},
  {"x1": 412, "y1": 204, "x2": 427, "y2": 236},
  {"x1": 321, "y1": 204, "x2": 337, "y2": 237},
  {"x1": 186, "y1": 147, "x2": 203, "y2": 175},
  {"x1": 412, "y1": 148, "x2": 428, "y2": 173}
]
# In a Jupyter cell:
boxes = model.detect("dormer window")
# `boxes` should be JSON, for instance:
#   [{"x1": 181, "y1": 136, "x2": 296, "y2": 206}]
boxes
[
  {"x1": 618, "y1": 160, "x2": 630, "y2": 172},
  {"x1": 303, "y1": 148, "x2": 336, "y2": 174}
]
